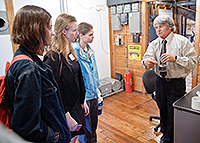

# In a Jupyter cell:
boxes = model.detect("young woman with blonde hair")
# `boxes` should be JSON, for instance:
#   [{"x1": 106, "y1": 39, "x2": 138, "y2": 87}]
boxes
[{"x1": 44, "y1": 14, "x2": 89, "y2": 143}]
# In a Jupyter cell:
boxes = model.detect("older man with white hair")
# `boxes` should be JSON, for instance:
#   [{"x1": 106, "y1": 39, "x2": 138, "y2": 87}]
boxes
[{"x1": 141, "y1": 15, "x2": 197, "y2": 143}]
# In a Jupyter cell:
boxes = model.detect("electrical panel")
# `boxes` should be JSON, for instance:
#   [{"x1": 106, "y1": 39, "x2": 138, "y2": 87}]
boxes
[
  {"x1": 110, "y1": 6, "x2": 116, "y2": 15},
  {"x1": 124, "y1": 4, "x2": 131, "y2": 13},
  {"x1": 112, "y1": 14, "x2": 122, "y2": 31},
  {"x1": 132, "y1": 34, "x2": 140, "y2": 43},
  {"x1": 129, "y1": 12, "x2": 141, "y2": 33},
  {"x1": 117, "y1": 5, "x2": 123, "y2": 14},
  {"x1": 121, "y1": 13, "x2": 128, "y2": 25},
  {"x1": 115, "y1": 34, "x2": 123, "y2": 46},
  {"x1": 132, "y1": 3, "x2": 139, "y2": 12},
  {"x1": 107, "y1": 0, "x2": 142, "y2": 6}
]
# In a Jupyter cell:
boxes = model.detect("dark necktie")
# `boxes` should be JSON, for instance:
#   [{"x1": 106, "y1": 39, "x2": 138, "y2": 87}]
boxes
[{"x1": 159, "y1": 39, "x2": 167, "y2": 78}]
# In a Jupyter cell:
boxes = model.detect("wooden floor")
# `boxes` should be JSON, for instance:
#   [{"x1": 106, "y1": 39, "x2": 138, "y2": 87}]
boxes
[{"x1": 96, "y1": 91, "x2": 162, "y2": 143}]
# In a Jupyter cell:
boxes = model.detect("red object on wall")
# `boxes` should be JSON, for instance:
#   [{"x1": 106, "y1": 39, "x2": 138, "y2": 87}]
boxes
[{"x1": 125, "y1": 70, "x2": 132, "y2": 93}]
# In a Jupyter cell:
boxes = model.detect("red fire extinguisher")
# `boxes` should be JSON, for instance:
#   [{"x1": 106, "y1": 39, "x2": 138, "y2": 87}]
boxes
[{"x1": 125, "y1": 69, "x2": 133, "y2": 93}]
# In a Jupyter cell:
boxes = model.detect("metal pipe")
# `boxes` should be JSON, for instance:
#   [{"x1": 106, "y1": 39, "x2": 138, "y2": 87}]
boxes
[
  {"x1": 60, "y1": 0, "x2": 68, "y2": 14},
  {"x1": 151, "y1": 1, "x2": 196, "y2": 7},
  {"x1": 125, "y1": 25, "x2": 127, "y2": 69},
  {"x1": 60, "y1": 0, "x2": 62, "y2": 13}
]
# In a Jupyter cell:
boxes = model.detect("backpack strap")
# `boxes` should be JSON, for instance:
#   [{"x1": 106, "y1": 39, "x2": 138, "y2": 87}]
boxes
[
  {"x1": 5, "y1": 55, "x2": 33, "y2": 74},
  {"x1": 54, "y1": 49, "x2": 63, "y2": 77},
  {"x1": 58, "y1": 52, "x2": 63, "y2": 77},
  {"x1": 11, "y1": 55, "x2": 33, "y2": 65}
]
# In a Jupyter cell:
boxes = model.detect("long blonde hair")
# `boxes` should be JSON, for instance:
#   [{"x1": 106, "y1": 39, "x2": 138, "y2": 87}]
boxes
[{"x1": 47, "y1": 13, "x2": 78, "y2": 62}]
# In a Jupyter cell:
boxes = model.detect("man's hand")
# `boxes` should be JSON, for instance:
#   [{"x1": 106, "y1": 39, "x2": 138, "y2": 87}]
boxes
[
  {"x1": 161, "y1": 53, "x2": 176, "y2": 63},
  {"x1": 144, "y1": 57, "x2": 158, "y2": 69}
]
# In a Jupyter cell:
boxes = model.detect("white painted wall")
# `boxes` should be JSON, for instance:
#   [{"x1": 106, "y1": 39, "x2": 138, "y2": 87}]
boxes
[
  {"x1": 0, "y1": 0, "x2": 110, "y2": 79},
  {"x1": 0, "y1": 0, "x2": 13, "y2": 75}
]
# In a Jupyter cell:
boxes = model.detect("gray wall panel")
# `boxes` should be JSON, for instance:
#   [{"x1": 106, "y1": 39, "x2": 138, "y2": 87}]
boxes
[{"x1": 107, "y1": 0, "x2": 142, "y2": 6}]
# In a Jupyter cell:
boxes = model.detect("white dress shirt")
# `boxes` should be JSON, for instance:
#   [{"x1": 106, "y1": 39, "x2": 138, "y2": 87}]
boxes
[{"x1": 142, "y1": 32, "x2": 197, "y2": 78}]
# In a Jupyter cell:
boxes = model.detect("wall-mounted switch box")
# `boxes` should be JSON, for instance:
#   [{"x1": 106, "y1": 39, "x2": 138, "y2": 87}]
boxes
[
  {"x1": 132, "y1": 3, "x2": 139, "y2": 12},
  {"x1": 117, "y1": 5, "x2": 123, "y2": 14},
  {"x1": 124, "y1": 4, "x2": 131, "y2": 13},
  {"x1": 121, "y1": 13, "x2": 128, "y2": 25},
  {"x1": 110, "y1": 6, "x2": 116, "y2": 15},
  {"x1": 115, "y1": 34, "x2": 123, "y2": 46},
  {"x1": 132, "y1": 34, "x2": 140, "y2": 43}
]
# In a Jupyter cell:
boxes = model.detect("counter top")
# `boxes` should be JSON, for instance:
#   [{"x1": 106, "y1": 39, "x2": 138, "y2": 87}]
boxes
[{"x1": 173, "y1": 84, "x2": 200, "y2": 115}]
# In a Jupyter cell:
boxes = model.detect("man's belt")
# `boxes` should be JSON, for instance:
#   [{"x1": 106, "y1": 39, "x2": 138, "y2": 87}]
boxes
[
  {"x1": 164, "y1": 78, "x2": 171, "y2": 82},
  {"x1": 163, "y1": 78, "x2": 184, "y2": 82}
]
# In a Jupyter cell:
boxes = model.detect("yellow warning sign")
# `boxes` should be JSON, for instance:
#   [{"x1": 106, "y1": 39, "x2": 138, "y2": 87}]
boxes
[{"x1": 128, "y1": 45, "x2": 141, "y2": 61}]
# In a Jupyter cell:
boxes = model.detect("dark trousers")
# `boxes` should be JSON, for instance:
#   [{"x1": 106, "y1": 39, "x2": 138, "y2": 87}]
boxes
[
  {"x1": 156, "y1": 76, "x2": 186, "y2": 143},
  {"x1": 85, "y1": 99, "x2": 98, "y2": 143}
]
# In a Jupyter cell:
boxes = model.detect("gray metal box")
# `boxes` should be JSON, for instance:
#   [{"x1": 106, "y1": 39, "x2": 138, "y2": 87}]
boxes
[
  {"x1": 112, "y1": 14, "x2": 122, "y2": 31},
  {"x1": 129, "y1": 12, "x2": 141, "y2": 33},
  {"x1": 99, "y1": 79, "x2": 112, "y2": 96},
  {"x1": 107, "y1": 0, "x2": 142, "y2": 6}
]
